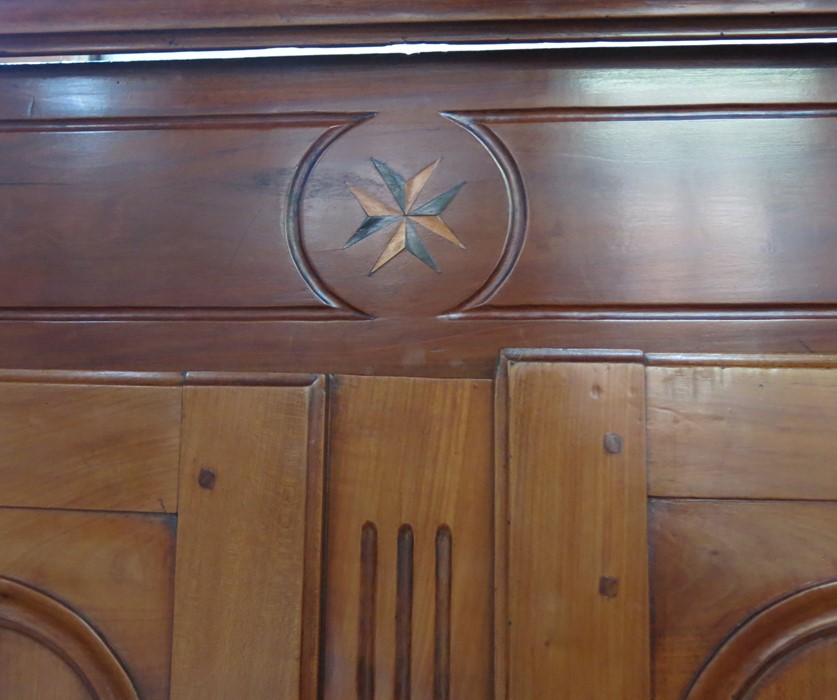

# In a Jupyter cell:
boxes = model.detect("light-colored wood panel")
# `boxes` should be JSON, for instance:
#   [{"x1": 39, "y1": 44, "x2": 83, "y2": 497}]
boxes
[
  {"x1": 648, "y1": 366, "x2": 837, "y2": 499},
  {"x1": 0, "y1": 383, "x2": 180, "y2": 512},
  {"x1": 171, "y1": 380, "x2": 324, "y2": 699},
  {"x1": 651, "y1": 499, "x2": 837, "y2": 699},
  {"x1": 0, "y1": 508, "x2": 175, "y2": 699},
  {"x1": 0, "y1": 629, "x2": 90, "y2": 700},
  {"x1": 324, "y1": 376, "x2": 493, "y2": 700},
  {"x1": 503, "y1": 360, "x2": 649, "y2": 699}
]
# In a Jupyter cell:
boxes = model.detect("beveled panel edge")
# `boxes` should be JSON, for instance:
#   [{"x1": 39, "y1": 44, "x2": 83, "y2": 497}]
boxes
[
  {"x1": 1, "y1": 13, "x2": 836, "y2": 57},
  {"x1": 0, "y1": 369, "x2": 320, "y2": 386}
]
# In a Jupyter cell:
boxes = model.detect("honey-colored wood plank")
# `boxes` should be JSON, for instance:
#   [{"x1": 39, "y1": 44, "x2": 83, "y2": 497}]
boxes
[
  {"x1": 648, "y1": 366, "x2": 837, "y2": 499},
  {"x1": 0, "y1": 383, "x2": 180, "y2": 512},
  {"x1": 170, "y1": 380, "x2": 324, "y2": 699},
  {"x1": 0, "y1": 629, "x2": 90, "y2": 700},
  {"x1": 503, "y1": 360, "x2": 649, "y2": 698},
  {"x1": 324, "y1": 376, "x2": 493, "y2": 699},
  {"x1": 0, "y1": 508, "x2": 175, "y2": 699},
  {"x1": 651, "y1": 499, "x2": 837, "y2": 699}
]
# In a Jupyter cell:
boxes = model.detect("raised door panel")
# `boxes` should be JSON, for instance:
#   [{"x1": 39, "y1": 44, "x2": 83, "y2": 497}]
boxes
[
  {"x1": 0, "y1": 628, "x2": 90, "y2": 700},
  {"x1": 0, "y1": 509, "x2": 175, "y2": 699},
  {"x1": 651, "y1": 499, "x2": 837, "y2": 699}
]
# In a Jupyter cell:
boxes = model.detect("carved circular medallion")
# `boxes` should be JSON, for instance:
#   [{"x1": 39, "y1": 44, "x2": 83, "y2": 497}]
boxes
[
  {"x1": 0, "y1": 576, "x2": 139, "y2": 698},
  {"x1": 296, "y1": 113, "x2": 519, "y2": 318}
]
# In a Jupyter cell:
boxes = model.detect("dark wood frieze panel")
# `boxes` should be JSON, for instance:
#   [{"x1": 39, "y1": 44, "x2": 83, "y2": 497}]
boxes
[
  {"x1": 0, "y1": 111, "x2": 372, "y2": 321},
  {"x1": 0, "y1": 49, "x2": 836, "y2": 374}
]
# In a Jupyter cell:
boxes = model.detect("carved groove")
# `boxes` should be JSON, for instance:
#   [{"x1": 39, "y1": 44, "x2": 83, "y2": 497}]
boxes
[
  {"x1": 395, "y1": 524, "x2": 414, "y2": 700},
  {"x1": 434, "y1": 525, "x2": 452, "y2": 700},
  {"x1": 0, "y1": 576, "x2": 139, "y2": 698},
  {"x1": 440, "y1": 112, "x2": 528, "y2": 315},
  {"x1": 357, "y1": 521, "x2": 378, "y2": 700},
  {"x1": 286, "y1": 113, "x2": 376, "y2": 318},
  {"x1": 686, "y1": 579, "x2": 837, "y2": 699}
]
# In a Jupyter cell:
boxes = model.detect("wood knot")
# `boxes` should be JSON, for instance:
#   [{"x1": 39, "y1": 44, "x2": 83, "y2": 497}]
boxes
[{"x1": 198, "y1": 467, "x2": 216, "y2": 490}]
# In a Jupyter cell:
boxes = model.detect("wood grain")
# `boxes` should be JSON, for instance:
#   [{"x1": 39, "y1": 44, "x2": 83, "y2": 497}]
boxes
[
  {"x1": 0, "y1": 382, "x2": 180, "y2": 512},
  {"x1": 170, "y1": 381, "x2": 324, "y2": 699},
  {"x1": 324, "y1": 376, "x2": 493, "y2": 699},
  {"x1": 0, "y1": 508, "x2": 175, "y2": 699},
  {"x1": 0, "y1": 49, "x2": 834, "y2": 374},
  {"x1": 648, "y1": 366, "x2": 837, "y2": 499},
  {"x1": 651, "y1": 499, "x2": 837, "y2": 700},
  {"x1": 502, "y1": 360, "x2": 649, "y2": 698},
  {"x1": 751, "y1": 642, "x2": 837, "y2": 699},
  {"x1": 0, "y1": 630, "x2": 90, "y2": 700}
]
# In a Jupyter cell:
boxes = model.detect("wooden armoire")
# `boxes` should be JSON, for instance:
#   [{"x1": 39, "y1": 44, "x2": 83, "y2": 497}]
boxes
[{"x1": 1, "y1": 2, "x2": 836, "y2": 698}]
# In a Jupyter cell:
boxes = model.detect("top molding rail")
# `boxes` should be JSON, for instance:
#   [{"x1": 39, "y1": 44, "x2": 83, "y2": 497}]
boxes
[{"x1": 1, "y1": 4, "x2": 836, "y2": 57}]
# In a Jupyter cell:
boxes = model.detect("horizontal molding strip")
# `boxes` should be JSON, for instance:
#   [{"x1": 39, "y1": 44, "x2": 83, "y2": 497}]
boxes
[
  {"x1": 454, "y1": 103, "x2": 837, "y2": 125},
  {"x1": 445, "y1": 306, "x2": 837, "y2": 322},
  {"x1": 0, "y1": 368, "x2": 320, "y2": 386},
  {"x1": 0, "y1": 112, "x2": 374, "y2": 132},
  {"x1": 0, "y1": 308, "x2": 366, "y2": 322}
]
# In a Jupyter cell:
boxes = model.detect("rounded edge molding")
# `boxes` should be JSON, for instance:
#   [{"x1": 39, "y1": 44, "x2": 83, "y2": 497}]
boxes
[
  {"x1": 0, "y1": 576, "x2": 139, "y2": 699},
  {"x1": 439, "y1": 111, "x2": 529, "y2": 316},
  {"x1": 686, "y1": 579, "x2": 837, "y2": 699},
  {"x1": 286, "y1": 112, "x2": 377, "y2": 319}
]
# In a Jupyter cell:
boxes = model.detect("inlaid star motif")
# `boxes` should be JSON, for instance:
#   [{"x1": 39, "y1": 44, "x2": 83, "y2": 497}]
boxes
[{"x1": 344, "y1": 158, "x2": 466, "y2": 274}]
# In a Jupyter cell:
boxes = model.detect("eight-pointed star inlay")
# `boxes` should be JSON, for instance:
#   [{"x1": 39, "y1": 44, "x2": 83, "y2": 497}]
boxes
[{"x1": 344, "y1": 158, "x2": 466, "y2": 274}]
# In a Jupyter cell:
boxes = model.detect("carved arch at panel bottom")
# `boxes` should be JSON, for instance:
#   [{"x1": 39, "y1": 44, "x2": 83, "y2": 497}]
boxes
[
  {"x1": 0, "y1": 576, "x2": 139, "y2": 699},
  {"x1": 687, "y1": 579, "x2": 837, "y2": 699}
]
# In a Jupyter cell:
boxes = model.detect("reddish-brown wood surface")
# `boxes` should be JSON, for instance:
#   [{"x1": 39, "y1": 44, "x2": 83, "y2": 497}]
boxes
[
  {"x1": 0, "y1": 48, "x2": 835, "y2": 376},
  {"x1": 0, "y1": 1, "x2": 834, "y2": 55}
]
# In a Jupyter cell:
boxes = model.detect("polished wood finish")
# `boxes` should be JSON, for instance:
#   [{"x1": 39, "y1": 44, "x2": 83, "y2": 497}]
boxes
[
  {"x1": 0, "y1": 382, "x2": 180, "y2": 511},
  {"x1": 651, "y1": 499, "x2": 837, "y2": 700},
  {"x1": 1, "y1": 1, "x2": 833, "y2": 56},
  {"x1": 0, "y1": 47, "x2": 835, "y2": 376},
  {"x1": 500, "y1": 359, "x2": 649, "y2": 698},
  {"x1": 0, "y1": 508, "x2": 174, "y2": 699},
  {"x1": 324, "y1": 375, "x2": 493, "y2": 699},
  {"x1": 648, "y1": 365, "x2": 837, "y2": 499},
  {"x1": 170, "y1": 379, "x2": 324, "y2": 699}
]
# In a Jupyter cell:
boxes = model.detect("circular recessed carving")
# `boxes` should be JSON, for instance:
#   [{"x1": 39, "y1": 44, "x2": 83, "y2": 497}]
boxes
[
  {"x1": 686, "y1": 579, "x2": 837, "y2": 699},
  {"x1": 0, "y1": 576, "x2": 139, "y2": 699},
  {"x1": 298, "y1": 113, "x2": 518, "y2": 318}
]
